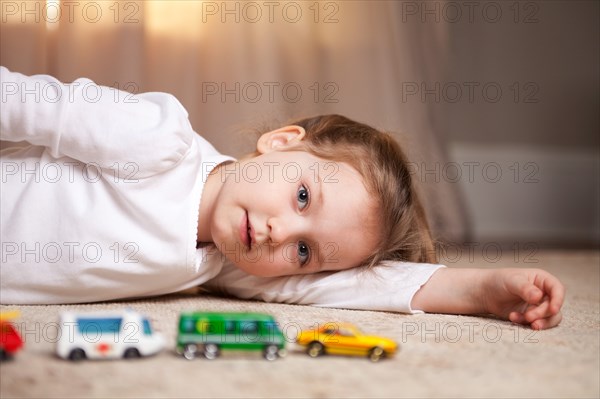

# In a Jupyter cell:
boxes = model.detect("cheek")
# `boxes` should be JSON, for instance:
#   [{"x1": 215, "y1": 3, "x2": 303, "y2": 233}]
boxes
[
  {"x1": 281, "y1": 245, "x2": 297, "y2": 263},
  {"x1": 210, "y1": 208, "x2": 230, "y2": 245},
  {"x1": 240, "y1": 246, "x2": 297, "y2": 277},
  {"x1": 267, "y1": 245, "x2": 297, "y2": 268}
]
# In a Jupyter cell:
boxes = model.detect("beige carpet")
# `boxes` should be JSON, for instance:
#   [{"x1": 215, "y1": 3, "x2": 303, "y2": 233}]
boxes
[{"x1": 1, "y1": 250, "x2": 598, "y2": 398}]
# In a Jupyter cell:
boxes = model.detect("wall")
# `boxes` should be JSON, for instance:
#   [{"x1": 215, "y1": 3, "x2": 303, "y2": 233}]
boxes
[{"x1": 418, "y1": 0, "x2": 599, "y2": 246}]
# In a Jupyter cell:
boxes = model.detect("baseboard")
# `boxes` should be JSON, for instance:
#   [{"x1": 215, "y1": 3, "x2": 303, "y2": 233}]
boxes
[{"x1": 447, "y1": 143, "x2": 600, "y2": 246}]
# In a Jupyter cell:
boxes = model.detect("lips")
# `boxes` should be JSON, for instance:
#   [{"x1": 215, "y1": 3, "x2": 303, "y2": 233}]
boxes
[{"x1": 240, "y1": 210, "x2": 252, "y2": 250}]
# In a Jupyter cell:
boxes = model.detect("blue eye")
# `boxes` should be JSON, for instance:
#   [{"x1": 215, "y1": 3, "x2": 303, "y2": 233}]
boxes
[
  {"x1": 298, "y1": 241, "x2": 311, "y2": 267},
  {"x1": 297, "y1": 185, "x2": 310, "y2": 210}
]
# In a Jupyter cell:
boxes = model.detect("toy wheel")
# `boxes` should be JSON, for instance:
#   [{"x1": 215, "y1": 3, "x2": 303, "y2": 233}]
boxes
[
  {"x1": 203, "y1": 343, "x2": 220, "y2": 360},
  {"x1": 68, "y1": 348, "x2": 87, "y2": 361},
  {"x1": 307, "y1": 341, "x2": 324, "y2": 358},
  {"x1": 124, "y1": 348, "x2": 140, "y2": 359},
  {"x1": 0, "y1": 349, "x2": 10, "y2": 361},
  {"x1": 183, "y1": 344, "x2": 198, "y2": 360},
  {"x1": 263, "y1": 344, "x2": 279, "y2": 361},
  {"x1": 368, "y1": 346, "x2": 385, "y2": 362}
]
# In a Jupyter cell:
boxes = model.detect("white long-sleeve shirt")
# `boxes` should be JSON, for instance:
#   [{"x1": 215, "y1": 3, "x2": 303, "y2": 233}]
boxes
[{"x1": 0, "y1": 66, "x2": 443, "y2": 311}]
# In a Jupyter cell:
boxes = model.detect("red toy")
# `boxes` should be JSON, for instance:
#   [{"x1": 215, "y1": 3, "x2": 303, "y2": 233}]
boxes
[{"x1": 0, "y1": 311, "x2": 24, "y2": 360}]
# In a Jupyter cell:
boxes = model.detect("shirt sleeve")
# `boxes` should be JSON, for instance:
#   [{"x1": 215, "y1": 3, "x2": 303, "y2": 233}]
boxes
[
  {"x1": 0, "y1": 66, "x2": 194, "y2": 177},
  {"x1": 203, "y1": 261, "x2": 446, "y2": 314}
]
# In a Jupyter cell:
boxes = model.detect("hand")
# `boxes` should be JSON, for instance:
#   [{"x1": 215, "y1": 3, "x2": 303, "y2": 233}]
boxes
[{"x1": 482, "y1": 268, "x2": 565, "y2": 330}]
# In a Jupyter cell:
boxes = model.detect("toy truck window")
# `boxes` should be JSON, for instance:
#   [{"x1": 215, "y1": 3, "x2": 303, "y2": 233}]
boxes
[
  {"x1": 77, "y1": 318, "x2": 122, "y2": 334},
  {"x1": 181, "y1": 318, "x2": 195, "y2": 333},
  {"x1": 143, "y1": 319, "x2": 152, "y2": 335},
  {"x1": 224, "y1": 320, "x2": 236, "y2": 334},
  {"x1": 262, "y1": 321, "x2": 277, "y2": 335},
  {"x1": 241, "y1": 321, "x2": 258, "y2": 335},
  {"x1": 198, "y1": 321, "x2": 217, "y2": 334}
]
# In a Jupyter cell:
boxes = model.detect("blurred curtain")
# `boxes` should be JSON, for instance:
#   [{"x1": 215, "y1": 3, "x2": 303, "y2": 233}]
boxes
[{"x1": 0, "y1": 0, "x2": 469, "y2": 243}]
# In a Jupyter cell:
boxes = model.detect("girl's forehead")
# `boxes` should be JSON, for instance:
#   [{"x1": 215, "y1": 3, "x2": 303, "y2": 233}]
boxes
[
  {"x1": 311, "y1": 162, "x2": 379, "y2": 268},
  {"x1": 320, "y1": 168, "x2": 377, "y2": 223}
]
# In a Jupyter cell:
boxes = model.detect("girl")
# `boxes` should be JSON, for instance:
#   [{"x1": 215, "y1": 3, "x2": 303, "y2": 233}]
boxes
[{"x1": 0, "y1": 67, "x2": 564, "y2": 330}]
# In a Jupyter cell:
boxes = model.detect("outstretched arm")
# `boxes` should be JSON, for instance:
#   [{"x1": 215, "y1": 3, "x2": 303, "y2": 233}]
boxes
[
  {"x1": 0, "y1": 66, "x2": 194, "y2": 177},
  {"x1": 411, "y1": 267, "x2": 565, "y2": 330},
  {"x1": 204, "y1": 260, "x2": 444, "y2": 314}
]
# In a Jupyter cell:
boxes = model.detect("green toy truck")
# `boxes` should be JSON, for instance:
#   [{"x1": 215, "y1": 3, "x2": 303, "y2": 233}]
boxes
[{"x1": 176, "y1": 312, "x2": 286, "y2": 361}]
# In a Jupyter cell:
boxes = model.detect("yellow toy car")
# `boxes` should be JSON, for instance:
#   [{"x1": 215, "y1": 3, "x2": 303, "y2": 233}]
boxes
[{"x1": 296, "y1": 322, "x2": 398, "y2": 362}]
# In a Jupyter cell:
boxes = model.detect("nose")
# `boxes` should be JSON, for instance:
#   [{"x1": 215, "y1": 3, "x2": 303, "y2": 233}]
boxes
[{"x1": 267, "y1": 215, "x2": 299, "y2": 245}]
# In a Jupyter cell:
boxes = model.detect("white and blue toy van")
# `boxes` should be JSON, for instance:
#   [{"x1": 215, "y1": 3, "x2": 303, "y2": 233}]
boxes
[{"x1": 56, "y1": 310, "x2": 164, "y2": 360}]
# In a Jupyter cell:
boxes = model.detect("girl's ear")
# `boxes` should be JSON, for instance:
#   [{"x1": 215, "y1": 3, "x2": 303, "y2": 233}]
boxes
[{"x1": 256, "y1": 125, "x2": 306, "y2": 154}]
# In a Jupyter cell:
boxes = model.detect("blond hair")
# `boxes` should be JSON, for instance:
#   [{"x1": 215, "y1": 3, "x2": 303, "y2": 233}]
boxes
[{"x1": 282, "y1": 114, "x2": 436, "y2": 266}]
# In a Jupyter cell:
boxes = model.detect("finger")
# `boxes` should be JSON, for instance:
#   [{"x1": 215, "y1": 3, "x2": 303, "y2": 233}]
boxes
[
  {"x1": 531, "y1": 311, "x2": 563, "y2": 330},
  {"x1": 541, "y1": 274, "x2": 566, "y2": 314},
  {"x1": 509, "y1": 311, "x2": 526, "y2": 325},
  {"x1": 523, "y1": 297, "x2": 553, "y2": 323},
  {"x1": 510, "y1": 274, "x2": 544, "y2": 305}
]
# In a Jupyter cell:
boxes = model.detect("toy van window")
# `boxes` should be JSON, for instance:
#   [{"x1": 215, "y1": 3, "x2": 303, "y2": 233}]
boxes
[
  {"x1": 262, "y1": 321, "x2": 276, "y2": 334},
  {"x1": 77, "y1": 318, "x2": 122, "y2": 334},
  {"x1": 224, "y1": 320, "x2": 236, "y2": 334},
  {"x1": 199, "y1": 321, "x2": 220, "y2": 334},
  {"x1": 181, "y1": 318, "x2": 195, "y2": 333},
  {"x1": 143, "y1": 319, "x2": 152, "y2": 335},
  {"x1": 323, "y1": 328, "x2": 337, "y2": 335},
  {"x1": 241, "y1": 321, "x2": 258, "y2": 335}
]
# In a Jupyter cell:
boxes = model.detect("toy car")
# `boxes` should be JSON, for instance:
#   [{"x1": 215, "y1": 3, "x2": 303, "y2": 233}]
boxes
[
  {"x1": 296, "y1": 322, "x2": 398, "y2": 362},
  {"x1": 0, "y1": 311, "x2": 24, "y2": 360},
  {"x1": 176, "y1": 312, "x2": 286, "y2": 361},
  {"x1": 56, "y1": 310, "x2": 164, "y2": 361}
]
